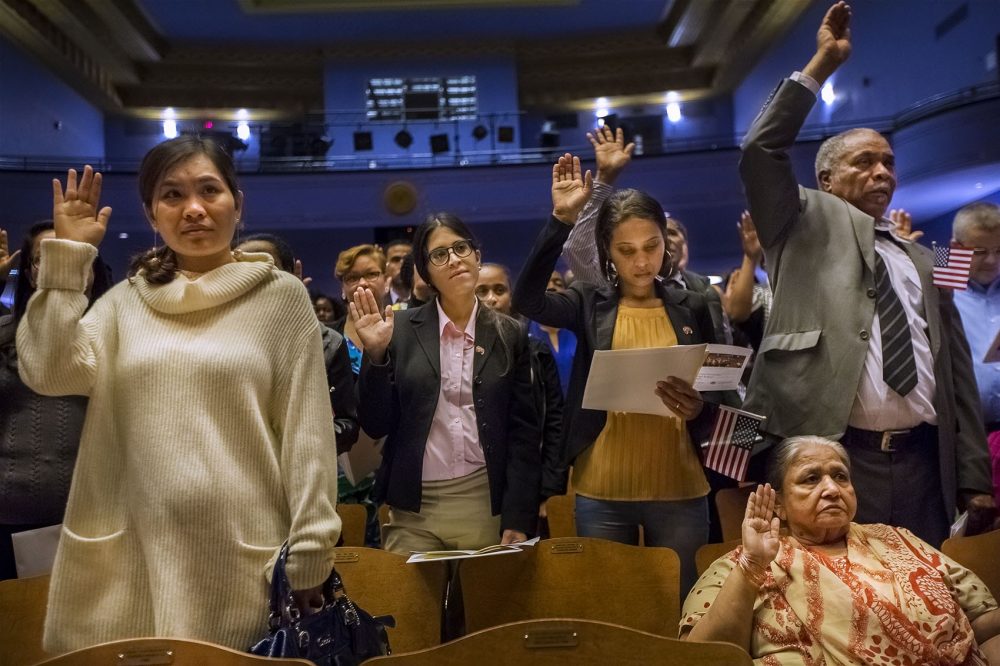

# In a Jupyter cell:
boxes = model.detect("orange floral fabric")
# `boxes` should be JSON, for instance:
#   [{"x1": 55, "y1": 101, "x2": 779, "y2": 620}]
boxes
[{"x1": 681, "y1": 524, "x2": 997, "y2": 665}]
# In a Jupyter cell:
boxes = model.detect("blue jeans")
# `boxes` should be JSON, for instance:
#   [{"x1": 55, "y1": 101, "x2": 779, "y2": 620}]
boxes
[{"x1": 575, "y1": 495, "x2": 709, "y2": 596}]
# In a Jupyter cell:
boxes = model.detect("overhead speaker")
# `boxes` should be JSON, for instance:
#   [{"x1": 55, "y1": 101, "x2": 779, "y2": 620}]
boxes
[
  {"x1": 353, "y1": 131, "x2": 373, "y2": 151},
  {"x1": 497, "y1": 126, "x2": 515, "y2": 143},
  {"x1": 394, "y1": 129, "x2": 413, "y2": 149},
  {"x1": 429, "y1": 133, "x2": 450, "y2": 154}
]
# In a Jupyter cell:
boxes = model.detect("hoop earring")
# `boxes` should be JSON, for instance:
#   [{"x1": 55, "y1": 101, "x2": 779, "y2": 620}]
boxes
[{"x1": 604, "y1": 259, "x2": 619, "y2": 287}]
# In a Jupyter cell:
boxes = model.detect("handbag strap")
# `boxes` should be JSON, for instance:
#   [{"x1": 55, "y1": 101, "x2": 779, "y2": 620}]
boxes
[{"x1": 266, "y1": 541, "x2": 342, "y2": 625}]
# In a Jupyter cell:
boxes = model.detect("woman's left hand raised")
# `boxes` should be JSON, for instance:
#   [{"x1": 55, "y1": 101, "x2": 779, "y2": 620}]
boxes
[{"x1": 655, "y1": 376, "x2": 704, "y2": 420}]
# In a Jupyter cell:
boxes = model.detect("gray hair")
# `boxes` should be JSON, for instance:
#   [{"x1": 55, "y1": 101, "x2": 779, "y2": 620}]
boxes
[
  {"x1": 766, "y1": 436, "x2": 850, "y2": 491},
  {"x1": 953, "y1": 202, "x2": 1000, "y2": 242},
  {"x1": 814, "y1": 127, "x2": 882, "y2": 186}
]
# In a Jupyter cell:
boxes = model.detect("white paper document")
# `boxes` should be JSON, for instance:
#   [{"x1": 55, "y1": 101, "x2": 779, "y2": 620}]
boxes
[
  {"x1": 12, "y1": 523, "x2": 61, "y2": 577},
  {"x1": 693, "y1": 345, "x2": 753, "y2": 392},
  {"x1": 338, "y1": 429, "x2": 384, "y2": 486},
  {"x1": 582, "y1": 344, "x2": 707, "y2": 417},
  {"x1": 406, "y1": 537, "x2": 540, "y2": 564}
]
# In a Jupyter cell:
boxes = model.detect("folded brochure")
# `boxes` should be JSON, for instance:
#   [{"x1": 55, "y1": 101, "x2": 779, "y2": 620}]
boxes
[{"x1": 406, "y1": 537, "x2": 540, "y2": 563}]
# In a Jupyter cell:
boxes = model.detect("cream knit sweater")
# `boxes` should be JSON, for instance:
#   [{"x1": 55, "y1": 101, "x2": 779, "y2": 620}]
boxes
[{"x1": 17, "y1": 239, "x2": 341, "y2": 652}]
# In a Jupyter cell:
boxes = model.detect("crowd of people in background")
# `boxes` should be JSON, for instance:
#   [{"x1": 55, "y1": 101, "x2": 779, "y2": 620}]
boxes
[{"x1": 1, "y1": 2, "x2": 999, "y2": 662}]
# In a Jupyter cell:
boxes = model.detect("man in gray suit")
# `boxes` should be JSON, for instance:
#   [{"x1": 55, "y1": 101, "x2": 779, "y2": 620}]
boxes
[{"x1": 741, "y1": 1, "x2": 994, "y2": 545}]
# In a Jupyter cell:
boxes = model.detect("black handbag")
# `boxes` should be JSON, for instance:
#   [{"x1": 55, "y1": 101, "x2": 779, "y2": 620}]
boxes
[{"x1": 248, "y1": 542, "x2": 395, "y2": 666}]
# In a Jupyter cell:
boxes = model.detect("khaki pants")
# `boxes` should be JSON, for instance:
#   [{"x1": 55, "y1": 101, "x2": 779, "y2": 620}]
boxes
[{"x1": 382, "y1": 467, "x2": 501, "y2": 554}]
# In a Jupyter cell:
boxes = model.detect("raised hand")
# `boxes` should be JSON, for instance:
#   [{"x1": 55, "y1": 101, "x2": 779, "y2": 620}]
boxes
[
  {"x1": 738, "y1": 210, "x2": 763, "y2": 263},
  {"x1": 293, "y1": 258, "x2": 314, "y2": 287},
  {"x1": 803, "y1": 2, "x2": 852, "y2": 84},
  {"x1": 551, "y1": 153, "x2": 593, "y2": 225},
  {"x1": 348, "y1": 287, "x2": 394, "y2": 363},
  {"x1": 889, "y1": 208, "x2": 923, "y2": 243},
  {"x1": 742, "y1": 484, "x2": 781, "y2": 567},
  {"x1": 0, "y1": 228, "x2": 21, "y2": 282},
  {"x1": 587, "y1": 126, "x2": 635, "y2": 186},
  {"x1": 52, "y1": 165, "x2": 112, "y2": 247},
  {"x1": 816, "y1": 2, "x2": 851, "y2": 65}
]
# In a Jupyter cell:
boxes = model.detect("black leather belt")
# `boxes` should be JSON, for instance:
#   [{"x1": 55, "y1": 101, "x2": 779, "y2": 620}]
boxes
[{"x1": 842, "y1": 423, "x2": 936, "y2": 453}]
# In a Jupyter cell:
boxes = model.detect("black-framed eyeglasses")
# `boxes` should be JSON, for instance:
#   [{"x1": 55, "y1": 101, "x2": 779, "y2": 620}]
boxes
[
  {"x1": 342, "y1": 269, "x2": 382, "y2": 284},
  {"x1": 427, "y1": 240, "x2": 474, "y2": 266}
]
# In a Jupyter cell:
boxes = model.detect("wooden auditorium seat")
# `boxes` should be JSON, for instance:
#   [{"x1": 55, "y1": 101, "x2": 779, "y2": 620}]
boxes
[
  {"x1": 332, "y1": 547, "x2": 448, "y2": 652},
  {"x1": 0, "y1": 573, "x2": 50, "y2": 665},
  {"x1": 941, "y1": 528, "x2": 1000, "y2": 597},
  {"x1": 36, "y1": 637, "x2": 311, "y2": 665},
  {"x1": 364, "y1": 618, "x2": 753, "y2": 665},
  {"x1": 336, "y1": 503, "x2": 368, "y2": 547},
  {"x1": 715, "y1": 485, "x2": 754, "y2": 542},
  {"x1": 544, "y1": 493, "x2": 576, "y2": 538},
  {"x1": 695, "y1": 539, "x2": 741, "y2": 577},
  {"x1": 459, "y1": 537, "x2": 680, "y2": 637}
]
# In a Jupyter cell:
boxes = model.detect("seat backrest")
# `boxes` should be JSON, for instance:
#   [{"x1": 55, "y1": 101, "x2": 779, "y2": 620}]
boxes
[
  {"x1": 715, "y1": 486, "x2": 754, "y2": 542},
  {"x1": 544, "y1": 493, "x2": 576, "y2": 538},
  {"x1": 0, "y1": 573, "x2": 50, "y2": 665},
  {"x1": 364, "y1": 618, "x2": 753, "y2": 666},
  {"x1": 941, "y1": 528, "x2": 1000, "y2": 598},
  {"x1": 460, "y1": 537, "x2": 680, "y2": 637},
  {"x1": 37, "y1": 637, "x2": 312, "y2": 665},
  {"x1": 333, "y1": 547, "x2": 448, "y2": 652},
  {"x1": 695, "y1": 539, "x2": 741, "y2": 577},
  {"x1": 336, "y1": 503, "x2": 368, "y2": 547},
  {"x1": 377, "y1": 503, "x2": 390, "y2": 532}
]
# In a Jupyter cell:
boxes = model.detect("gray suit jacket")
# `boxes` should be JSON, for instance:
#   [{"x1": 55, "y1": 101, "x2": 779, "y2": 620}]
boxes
[{"x1": 740, "y1": 78, "x2": 991, "y2": 511}]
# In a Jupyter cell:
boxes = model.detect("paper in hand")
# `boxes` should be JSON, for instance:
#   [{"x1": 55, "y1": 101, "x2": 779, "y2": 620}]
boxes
[
  {"x1": 693, "y1": 344, "x2": 752, "y2": 391},
  {"x1": 582, "y1": 344, "x2": 707, "y2": 417}
]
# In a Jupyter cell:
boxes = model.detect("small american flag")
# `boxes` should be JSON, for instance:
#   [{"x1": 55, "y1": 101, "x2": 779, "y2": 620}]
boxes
[
  {"x1": 703, "y1": 406, "x2": 764, "y2": 481},
  {"x1": 932, "y1": 244, "x2": 974, "y2": 291}
]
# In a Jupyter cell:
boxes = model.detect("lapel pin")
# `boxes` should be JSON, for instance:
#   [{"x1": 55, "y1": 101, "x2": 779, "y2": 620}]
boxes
[
  {"x1": 475, "y1": 345, "x2": 486, "y2": 355},
  {"x1": 682, "y1": 326, "x2": 694, "y2": 336}
]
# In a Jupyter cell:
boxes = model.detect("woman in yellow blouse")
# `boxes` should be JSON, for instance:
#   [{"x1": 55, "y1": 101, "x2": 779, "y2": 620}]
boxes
[{"x1": 513, "y1": 154, "x2": 721, "y2": 592}]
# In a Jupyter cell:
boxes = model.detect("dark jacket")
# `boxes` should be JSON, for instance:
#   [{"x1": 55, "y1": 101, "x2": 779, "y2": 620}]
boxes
[
  {"x1": 1, "y1": 315, "x2": 86, "y2": 524},
  {"x1": 527, "y1": 336, "x2": 567, "y2": 498},
  {"x1": 513, "y1": 216, "x2": 723, "y2": 466},
  {"x1": 358, "y1": 299, "x2": 542, "y2": 535},
  {"x1": 320, "y1": 324, "x2": 359, "y2": 452}
]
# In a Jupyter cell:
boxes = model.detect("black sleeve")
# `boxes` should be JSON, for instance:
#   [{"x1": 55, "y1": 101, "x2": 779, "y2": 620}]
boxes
[
  {"x1": 512, "y1": 216, "x2": 588, "y2": 331},
  {"x1": 501, "y1": 327, "x2": 543, "y2": 535},
  {"x1": 326, "y1": 332, "x2": 360, "y2": 452},
  {"x1": 532, "y1": 340, "x2": 568, "y2": 499}
]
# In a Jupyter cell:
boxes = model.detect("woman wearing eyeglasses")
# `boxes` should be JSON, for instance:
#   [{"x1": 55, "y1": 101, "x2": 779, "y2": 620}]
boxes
[{"x1": 349, "y1": 213, "x2": 541, "y2": 554}]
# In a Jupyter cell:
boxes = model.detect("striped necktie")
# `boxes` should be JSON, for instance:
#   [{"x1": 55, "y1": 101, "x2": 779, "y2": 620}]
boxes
[{"x1": 874, "y1": 250, "x2": 917, "y2": 396}]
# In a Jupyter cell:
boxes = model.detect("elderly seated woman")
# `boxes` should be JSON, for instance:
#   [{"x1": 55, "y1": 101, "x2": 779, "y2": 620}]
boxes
[{"x1": 681, "y1": 436, "x2": 1000, "y2": 665}]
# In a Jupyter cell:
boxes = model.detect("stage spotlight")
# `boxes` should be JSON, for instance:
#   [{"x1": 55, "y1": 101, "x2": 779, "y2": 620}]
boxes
[
  {"x1": 429, "y1": 133, "x2": 450, "y2": 154},
  {"x1": 497, "y1": 126, "x2": 515, "y2": 143},
  {"x1": 395, "y1": 129, "x2": 413, "y2": 149},
  {"x1": 472, "y1": 124, "x2": 488, "y2": 141},
  {"x1": 353, "y1": 131, "x2": 373, "y2": 151}
]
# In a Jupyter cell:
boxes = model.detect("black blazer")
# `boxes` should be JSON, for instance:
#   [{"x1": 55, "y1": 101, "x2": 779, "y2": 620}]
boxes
[
  {"x1": 513, "y1": 216, "x2": 722, "y2": 465},
  {"x1": 358, "y1": 299, "x2": 541, "y2": 535}
]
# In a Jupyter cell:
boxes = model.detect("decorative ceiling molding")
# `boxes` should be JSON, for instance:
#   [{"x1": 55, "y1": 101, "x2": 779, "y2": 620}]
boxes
[
  {"x1": 239, "y1": 0, "x2": 578, "y2": 12},
  {"x1": 0, "y1": 0, "x2": 811, "y2": 117}
]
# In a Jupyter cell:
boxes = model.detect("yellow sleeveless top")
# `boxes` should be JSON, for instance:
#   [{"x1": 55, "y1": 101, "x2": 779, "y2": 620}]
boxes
[{"x1": 573, "y1": 305, "x2": 710, "y2": 501}]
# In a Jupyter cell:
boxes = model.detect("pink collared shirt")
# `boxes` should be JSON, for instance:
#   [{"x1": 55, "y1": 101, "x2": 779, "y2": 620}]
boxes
[{"x1": 422, "y1": 299, "x2": 486, "y2": 481}]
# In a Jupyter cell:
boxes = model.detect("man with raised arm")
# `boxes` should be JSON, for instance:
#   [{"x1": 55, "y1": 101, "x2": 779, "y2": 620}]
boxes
[{"x1": 740, "y1": 1, "x2": 994, "y2": 545}]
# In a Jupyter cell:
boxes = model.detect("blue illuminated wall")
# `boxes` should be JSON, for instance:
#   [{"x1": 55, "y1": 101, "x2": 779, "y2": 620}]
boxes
[
  {"x1": 734, "y1": 0, "x2": 1000, "y2": 135},
  {"x1": 0, "y1": 34, "x2": 104, "y2": 159}
]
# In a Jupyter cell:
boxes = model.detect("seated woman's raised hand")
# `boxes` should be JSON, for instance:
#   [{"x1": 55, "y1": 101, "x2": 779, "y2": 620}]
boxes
[
  {"x1": 53, "y1": 165, "x2": 112, "y2": 247},
  {"x1": 348, "y1": 286, "x2": 394, "y2": 363},
  {"x1": 742, "y1": 484, "x2": 781, "y2": 568}
]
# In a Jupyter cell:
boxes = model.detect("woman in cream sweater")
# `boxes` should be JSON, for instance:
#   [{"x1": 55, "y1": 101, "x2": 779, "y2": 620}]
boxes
[{"x1": 16, "y1": 137, "x2": 341, "y2": 652}]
